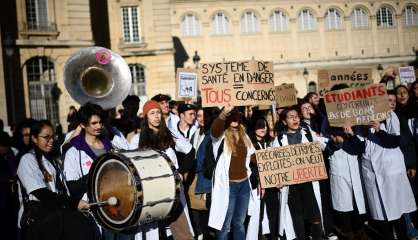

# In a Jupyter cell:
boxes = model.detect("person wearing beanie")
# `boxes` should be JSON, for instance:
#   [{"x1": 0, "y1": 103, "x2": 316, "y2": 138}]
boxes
[
  {"x1": 138, "y1": 100, "x2": 195, "y2": 240},
  {"x1": 208, "y1": 104, "x2": 256, "y2": 240}
]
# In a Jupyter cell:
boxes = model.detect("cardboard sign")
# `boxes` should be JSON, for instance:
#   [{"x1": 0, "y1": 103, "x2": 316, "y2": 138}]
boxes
[
  {"x1": 176, "y1": 68, "x2": 198, "y2": 99},
  {"x1": 399, "y1": 66, "x2": 416, "y2": 85},
  {"x1": 275, "y1": 83, "x2": 297, "y2": 107},
  {"x1": 199, "y1": 60, "x2": 275, "y2": 107},
  {"x1": 256, "y1": 141, "x2": 327, "y2": 188},
  {"x1": 324, "y1": 83, "x2": 390, "y2": 127},
  {"x1": 318, "y1": 68, "x2": 373, "y2": 96}
]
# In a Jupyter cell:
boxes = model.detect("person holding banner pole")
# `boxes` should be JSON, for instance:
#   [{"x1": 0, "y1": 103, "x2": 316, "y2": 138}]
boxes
[
  {"x1": 273, "y1": 107, "x2": 326, "y2": 240},
  {"x1": 208, "y1": 104, "x2": 256, "y2": 240}
]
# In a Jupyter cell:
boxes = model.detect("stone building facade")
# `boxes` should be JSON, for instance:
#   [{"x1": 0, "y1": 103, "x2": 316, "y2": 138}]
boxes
[{"x1": 3, "y1": 0, "x2": 418, "y2": 127}]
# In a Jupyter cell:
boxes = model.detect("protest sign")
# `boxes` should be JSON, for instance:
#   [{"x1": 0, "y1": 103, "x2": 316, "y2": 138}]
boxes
[
  {"x1": 256, "y1": 141, "x2": 327, "y2": 188},
  {"x1": 275, "y1": 83, "x2": 297, "y2": 107},
  {"x1": 199, "y1": 60, "x2": 275, "y2": 107},
  {"x1": 399, "y1": 66, "x2": 416, "y2": 85},
  {"x1": 176, "y1": 68, "x2": 198, "y2": 99},
  {"x1": 318, "y1": 68, "x2": 373, "y2": 96},
  {"x1": 324, "y1": 83, "x2": 390, "y2": 127}
]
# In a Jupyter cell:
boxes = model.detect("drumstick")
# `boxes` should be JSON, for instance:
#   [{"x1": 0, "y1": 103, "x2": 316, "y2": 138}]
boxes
[{"x1": 89, "y1": 196, "x2": 118, "y2": 207}]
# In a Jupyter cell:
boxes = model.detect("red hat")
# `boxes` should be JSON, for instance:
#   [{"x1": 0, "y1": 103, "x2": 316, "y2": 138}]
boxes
[{"x1": 143, "y1": 100, "x2": 161, "y2": 116}]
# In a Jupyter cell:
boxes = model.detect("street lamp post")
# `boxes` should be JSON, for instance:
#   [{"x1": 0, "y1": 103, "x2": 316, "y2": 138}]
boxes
[
  {"x1": 193, "y1": 50, "x2": 200, "y2": 69},
  {"x1": 192, "y1": 50, "x2": 201, "y2": 100},
  {"x1": 4, "y1": 34, "x2": 17, "y2": 125}
]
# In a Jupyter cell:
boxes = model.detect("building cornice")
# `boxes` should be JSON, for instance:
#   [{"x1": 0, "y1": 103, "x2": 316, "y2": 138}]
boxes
[
  {"x1": 120, "y1": 48, "x2": 175, "y2": 57},
  {"x1": 274, "y1": 54, "x2": 416, "y2": 70},
  {"x1": 15, "y1": 39, "x2": 94, "y2": 48}
]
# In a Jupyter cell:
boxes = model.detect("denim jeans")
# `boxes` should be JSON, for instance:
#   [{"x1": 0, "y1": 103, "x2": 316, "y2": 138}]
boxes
[{"x1": 217, "y1": 180, "x2": 250, "y2": 240}]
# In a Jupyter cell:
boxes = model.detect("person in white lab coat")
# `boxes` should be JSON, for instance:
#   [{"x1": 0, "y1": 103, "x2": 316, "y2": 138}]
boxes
[
  {"x1": 247, "y1": 116, "x2": 272, "y2": 239},
  {"x1": 273, "y1": 107, "x2": 325, "y2": 240},
  {"x1": 344, "y1": 120, "x2": 416, "y2": 240},
  {"x1": 62, "y1": 103, "x2": 134, "y2": 240},
  {"x1": 208, "y1": 105, "x2": 255, "y2": 240},
  {"x1": 138, "y1": 100, "x2": 194, "y2": 240},
  {"x1": 18, "y1": 120, "x2": 100, "y2": 240},
  {"x1": 325, "y1": 126, "x2": 367, "y2": 240}
]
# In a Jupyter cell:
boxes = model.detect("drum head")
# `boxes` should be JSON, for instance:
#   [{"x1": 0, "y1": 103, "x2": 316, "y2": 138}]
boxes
[
  {"x1": 95, "y1": 159, "x2": 136, "y2": 223},
  {"x1": 88, "y1": 153, "x2": 142, "y2": 231}
]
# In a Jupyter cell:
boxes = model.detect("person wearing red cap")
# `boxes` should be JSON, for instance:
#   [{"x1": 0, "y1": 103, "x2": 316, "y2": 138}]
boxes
[{"x1": 138, "y1": 100, "x2": 194, "y2": 240}]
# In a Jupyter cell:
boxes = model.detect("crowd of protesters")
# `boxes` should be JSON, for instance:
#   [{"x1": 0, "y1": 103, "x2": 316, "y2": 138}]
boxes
[{"x1": 1, "y1": 79, "x2": 418, "y2": 240}]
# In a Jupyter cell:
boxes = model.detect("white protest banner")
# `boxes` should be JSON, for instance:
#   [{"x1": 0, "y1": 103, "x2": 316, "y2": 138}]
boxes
[
  {"x1": 256, "y1": 141, "x2": 327, "y2": 188},
  {"x1": 324, "y1": 83, "x2": 390, "y2": 127},
  {"x1": 199, "y1": 60, "x2": 275, "y2": 107},
  {"x1": 275, "y1": 83, "x2": 297, "y2": 107},
  {"x1": 176, "y1": 68, "x2": 198, "y2": 99},
  {"x1": 399, "y1": 66, "x2": 416, "y2": 85},
  {"x1": 318, "y1": 68, "x2": 373, "y2": 96}
]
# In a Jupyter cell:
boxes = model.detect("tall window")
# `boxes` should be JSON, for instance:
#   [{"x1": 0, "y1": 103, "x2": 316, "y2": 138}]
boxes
[
  {"x1": 377, "y1": 7, "x2": 394, "y2": 27},
  {"x1": 270, "y1": 10, "x2": 288, "y2": 32},
  {"x1": 182, "y1": 14, "x2": 200, "y2": 36},
  {"x1": 26, "y1": 57, "x2": 59, "y2": 124},
  {"x1": 403, "y1": 6, "x2": 418, "y2": 26},
  {"x1": 241, "y1": 11, "x2": 260, "y2": 33},
  {"x1": 325, "y1": 8, "x2": 342, "y2": 30},
  {"x1": 26, "y1": 0, "x2": 48, "y2": 30},
  {"x1": 129, "y1": 64, "x2": 146, "y2": 96},
  {"x1": 299, "y1": 9, "x2": 316, "y2": 31},
  {"x1": 121, "y1": 6, "x2": 141, "y2": 43},
  {"x1": 352, "y1": 7, "x2": 369, "y2": 28},
  {"x1": 212, "y1": 12, "x2": 230, "y2": 35}
]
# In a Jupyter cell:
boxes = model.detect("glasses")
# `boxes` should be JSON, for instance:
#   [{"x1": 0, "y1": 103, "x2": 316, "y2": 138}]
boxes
[{"x1": 38, "y1": 135, "x2": 55, "y2": 141}]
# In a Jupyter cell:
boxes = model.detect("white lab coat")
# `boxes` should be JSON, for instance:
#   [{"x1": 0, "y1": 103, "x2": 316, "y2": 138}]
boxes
[
  {"x1": 361, "y1": 115, "x2": 417, "y2": 221},
  {"x1": 272, "y1": 129, "x2": 325, "y2": 239},
  {"x1": 246, "y1": 141, "x2": 271, "y2": 240},
  {"x1": 329, "y1": 149, "x2": 366, "y2": 214},
  {"x1": 208, "y1": 134, "x2": 256, "y2": 230}
]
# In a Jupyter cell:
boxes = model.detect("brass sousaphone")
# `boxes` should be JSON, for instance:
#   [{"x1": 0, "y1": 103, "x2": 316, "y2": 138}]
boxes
[{"x1": 64, "y1": 47, "x2": 132, "y2": 109}]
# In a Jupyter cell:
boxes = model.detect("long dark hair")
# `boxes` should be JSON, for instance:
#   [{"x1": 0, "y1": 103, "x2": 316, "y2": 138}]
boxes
[
  {"x1": 248, "y1": 116, "x2": 272, "y2": 148},
  {"x1": 30, "y1": 120, "x2": 55, "y2": 182},
  {"x1": 138, "y1": 116, "x2": 175, "y2": 151}
]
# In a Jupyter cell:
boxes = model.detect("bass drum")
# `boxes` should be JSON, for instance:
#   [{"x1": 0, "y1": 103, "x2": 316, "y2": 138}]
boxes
[{"x1": 87, "y1": 149, "x2": 181, "y2": 231}]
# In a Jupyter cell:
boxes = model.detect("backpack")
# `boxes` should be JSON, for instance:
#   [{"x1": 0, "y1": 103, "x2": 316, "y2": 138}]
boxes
[{"x1": 203, "y1": 138, "x2": 224, "y2": 179}]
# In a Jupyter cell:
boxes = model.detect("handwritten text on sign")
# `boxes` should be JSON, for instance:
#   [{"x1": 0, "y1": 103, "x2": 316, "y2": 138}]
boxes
[
  {"x1": 256, "y1": 141, "x2": 327, "y2": 188},
  {"x1": 275, "y1": 83, "x2": 297, "y2": 107},
  {"x1": 199, "y1": 60, "x2": 275, "y2": 107},
  {"x1": 324, "y1": 83, "x2": 390, "y2": 127},
  {"x1": 318, "y1": 68, "x2": 373, "y2": 97}
]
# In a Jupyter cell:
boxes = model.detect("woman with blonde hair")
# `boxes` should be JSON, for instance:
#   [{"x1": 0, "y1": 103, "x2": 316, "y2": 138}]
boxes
[{"x1": 208, "y1": 105, "x2": 256, "y2": 240}]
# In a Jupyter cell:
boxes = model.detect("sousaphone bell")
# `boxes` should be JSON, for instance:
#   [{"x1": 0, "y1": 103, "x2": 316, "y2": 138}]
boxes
[{"x1": 64, "y1": 47, "x2": 132, "y2": 109}]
